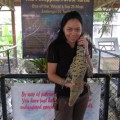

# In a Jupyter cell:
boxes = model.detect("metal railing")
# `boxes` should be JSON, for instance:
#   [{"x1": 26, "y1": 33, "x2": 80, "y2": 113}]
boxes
[
  {"x1": 0, "y1": 73, "x2": 115, "y2": 120},
  {"x1": 0, "y1": 44, "x2": 17, "y2": 73},
  {"x1": 95, "y1": 48, "x2": 120, "y2": 98},
  {"x1": 0, "y1": 44, "x2": 120, "y2": 120}
]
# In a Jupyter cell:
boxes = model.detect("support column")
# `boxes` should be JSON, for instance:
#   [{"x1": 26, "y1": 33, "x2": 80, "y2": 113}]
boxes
[{"x1": 11, "y1": 10, "x2": 18, "y2": 67}]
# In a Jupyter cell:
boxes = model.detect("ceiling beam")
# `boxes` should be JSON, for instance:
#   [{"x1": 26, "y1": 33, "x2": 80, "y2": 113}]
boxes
[
  {"x1": 94, "y1": 0, "x2": 117, "y2": 10},
  {"x1": 2, "y1": 0, "x2": 120, "y2": 10}
]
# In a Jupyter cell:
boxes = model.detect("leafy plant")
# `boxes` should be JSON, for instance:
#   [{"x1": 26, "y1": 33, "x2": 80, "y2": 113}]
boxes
[
  {"x1": 98, "y1": 8, "x2": 119, "y2": 37},
  {"x1": 0, "y1": 25, "x2": 13, "y2": 45},
  {"x1": 0, "y1": 24, "x2": 22, "y2": 58},
  {"x1": 30, "y1": 58, "x2": 48, "y2": 73},
  {"x1": 94, "y1": 6, "x2": 119, "y2": 37},
  {"x1": 94, "y1": 11, "x2": 106, "y2": 22}
]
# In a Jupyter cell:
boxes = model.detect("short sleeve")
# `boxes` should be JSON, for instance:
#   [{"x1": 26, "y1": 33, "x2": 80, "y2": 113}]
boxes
[{"x1": 47, "y1": 41, "x2": 59, "y2": 63}]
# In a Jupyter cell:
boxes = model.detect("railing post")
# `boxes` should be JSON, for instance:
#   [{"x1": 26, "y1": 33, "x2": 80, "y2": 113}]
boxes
[
  {"x1": 98, "y1": 50, "x2": 101, "y2": 73},
  {"x1": 103, "y1": 75, "x2": 110, "y2": 120},
  {"x1": 6, "y1": 50, "x2": 11, "y2": 73},
  {"x1": 117, "y1": 58, "x2": 120, "y2": 97},
  {"x1": 0, "y1": 77, "x2": 7, "y2": 120}
]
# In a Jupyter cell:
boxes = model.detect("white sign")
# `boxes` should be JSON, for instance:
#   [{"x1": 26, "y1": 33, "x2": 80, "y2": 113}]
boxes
[
  {"x1": 12, "y1": 83, "x2": 55, "y2": 120},
  {"x1": 12, "y1": 82, "x2": 101, "y2": 120}
]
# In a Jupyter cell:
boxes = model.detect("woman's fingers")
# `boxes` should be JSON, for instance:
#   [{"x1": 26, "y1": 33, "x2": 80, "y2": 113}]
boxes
[
  {"x1": 65, "y1": 80, "x2": 84, "y2": 88},
  {"x1": 78, "y1": 37, "x2": 88, "y2": 48},
  {"x1": 65, "y1": 81, "x2": 75, "y2": 88}
]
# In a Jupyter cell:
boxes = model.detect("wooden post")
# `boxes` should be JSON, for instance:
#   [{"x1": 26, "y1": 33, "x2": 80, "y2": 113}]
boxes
[{"x1": 11, "y1": 10, "x2": 18, "y2": 67}]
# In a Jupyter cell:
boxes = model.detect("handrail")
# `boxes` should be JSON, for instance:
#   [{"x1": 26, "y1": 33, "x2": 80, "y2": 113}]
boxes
[
  {"x1": 0, "y1": 40, "x2": 22, "y2": 53},
  {"x1": 0, "y1": 43, "x2": 18, "y2": 73},
  {"x1": 0, "y1": 44, "x2": 17, "y2": 53},
  {"x1": 96, "y1": 48, "x2": 120, "y2": 57}
]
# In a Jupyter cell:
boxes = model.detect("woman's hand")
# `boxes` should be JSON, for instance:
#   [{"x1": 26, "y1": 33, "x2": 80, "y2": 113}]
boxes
[
  {"x1": 64, "y1": 81, "x2": 75, "y2": 88},
  {"x1": 77, "y1": 35, "x2": 89, "y2": 55},
  {"x1": 64, "y1": 80, "x2": 84, "y2": 88}
]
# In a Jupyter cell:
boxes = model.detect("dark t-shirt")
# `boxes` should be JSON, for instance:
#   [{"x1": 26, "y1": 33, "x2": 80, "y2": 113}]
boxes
[{"x1": 47, "y1": 40, "x2": 87, "y2": 97}]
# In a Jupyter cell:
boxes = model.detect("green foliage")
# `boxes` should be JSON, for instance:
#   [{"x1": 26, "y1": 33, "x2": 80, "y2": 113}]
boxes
[
  {"x1": 0, "y1": 25, "x2": 13, "y2": 56},
  {"x1": 0, "y1": 24, "x2": 22, "y2": 57},
  {"x1": 0, "y1": 25, "x2": 13, "y2": 45},
  {"x1": 94, "y1": 12, "x2": 105, "y2": 22},
  {"x1": 30, "y1": 58, "x2": 48, "y2": 73},
  {"x1": 94, "y1": 8, "x2": 119, "y2": 37},
  {"x1": 98, "y1": 8, "x2": 119, "y2": 37}
]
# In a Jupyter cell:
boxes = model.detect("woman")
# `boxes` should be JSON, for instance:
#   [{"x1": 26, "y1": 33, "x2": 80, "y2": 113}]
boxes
[{"x1": 47, "y1": 11, "x2": 93, "y2": 120}]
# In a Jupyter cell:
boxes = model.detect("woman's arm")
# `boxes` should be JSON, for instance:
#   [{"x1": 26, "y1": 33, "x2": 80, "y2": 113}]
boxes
[
  {"x1": 48, "y1": 63, "x2": 64, "y2": 85},
  {"x1": 48, "y1": 63, "x2": 75, "y2": 88}
]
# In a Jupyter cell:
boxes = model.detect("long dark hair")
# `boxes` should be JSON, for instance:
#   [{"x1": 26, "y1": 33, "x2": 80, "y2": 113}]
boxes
[{"x1": 56, "y1": 11, "x2": 83, "y2": 42}]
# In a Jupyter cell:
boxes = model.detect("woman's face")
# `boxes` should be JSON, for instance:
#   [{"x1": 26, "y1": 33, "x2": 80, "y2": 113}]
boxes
[{"x1": 63, "y1": 19, "x2": 82, "y2": 46}]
